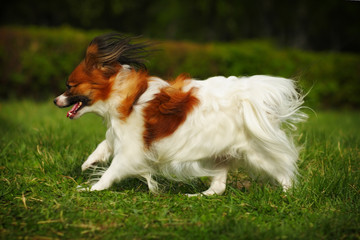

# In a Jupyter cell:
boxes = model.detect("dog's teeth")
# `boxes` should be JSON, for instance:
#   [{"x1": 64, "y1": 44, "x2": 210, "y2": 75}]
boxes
[{"x1": 76, "y1": 102, "x2": 82, "y2": 111}]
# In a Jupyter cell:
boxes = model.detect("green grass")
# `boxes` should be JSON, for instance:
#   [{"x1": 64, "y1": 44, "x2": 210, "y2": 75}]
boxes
[{"x1": 0, "y1": 100, "x2": 359, "y2": 239}]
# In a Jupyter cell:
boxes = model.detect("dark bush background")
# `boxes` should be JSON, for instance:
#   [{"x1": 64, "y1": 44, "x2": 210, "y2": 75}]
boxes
[
  {"x1": 2, "y1": 0, "x2": 360, "y2": 52},
  {"x1": 1, "y1": 0, "x2": 360, "y2": 109}
]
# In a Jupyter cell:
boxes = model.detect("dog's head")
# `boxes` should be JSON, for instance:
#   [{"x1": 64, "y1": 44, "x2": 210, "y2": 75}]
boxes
[{"x1": 54, "y1": 33, "x2": 149, "y2": 119}]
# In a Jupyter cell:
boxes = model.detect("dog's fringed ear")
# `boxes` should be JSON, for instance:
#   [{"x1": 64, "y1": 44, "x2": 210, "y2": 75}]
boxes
[
  {"x1": 85, "y1": 33, "x2": 151, "y2": 75},
  {"x1": 85, "y1": 44, "x2": 100, "y2": 70}
]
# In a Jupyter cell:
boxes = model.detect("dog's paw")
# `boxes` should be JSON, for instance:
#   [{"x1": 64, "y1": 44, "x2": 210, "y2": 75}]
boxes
[
  {"x1": 76, "y1": 185, "x2": 90, "y2": 192},
  {"x1": 81, "y1": 161, "x2": 94, "y2": 171},
  {"x1": 90, "y1": 183, "x2": 107, "y2": 191},
  {"x1": 81, "y1": 163, "x2": 89, "y2": 172},
  {"x1": 186, "y1": 189, "x2": 222, "y2": 197},
  {"x1": 186, "y1": 193, "x2": 203, "y2": 197}
]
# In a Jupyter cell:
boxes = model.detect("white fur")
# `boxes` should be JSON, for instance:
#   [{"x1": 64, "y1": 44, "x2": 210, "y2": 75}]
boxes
[
  {"x1": 54, "y1": 94, "x2": 68, "y2": 106},
  {"x1": 80, "y1": 72, "x2": 307, "y2": 195}
]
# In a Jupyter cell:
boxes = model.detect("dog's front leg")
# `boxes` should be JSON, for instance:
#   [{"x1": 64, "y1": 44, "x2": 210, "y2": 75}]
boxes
[
  {"x1": 81, "y1": 140, "x2": 112, "y2": 171},
  {"x1": 90, "y1": 153, "x2": 135, "y2": 191}
]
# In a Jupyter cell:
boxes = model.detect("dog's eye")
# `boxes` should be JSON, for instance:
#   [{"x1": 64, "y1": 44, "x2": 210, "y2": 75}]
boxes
[
  {"x1": 66, "y1": 83, "x2": 80, "y2": 90},
  {"x1": 66, "y1": 83, "x2": 78, "y2": 90}
]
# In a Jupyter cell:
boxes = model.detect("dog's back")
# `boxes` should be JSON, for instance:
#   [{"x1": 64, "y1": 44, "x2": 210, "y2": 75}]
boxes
[{"x1": 146, "y1": 75, "x2": 306, "y2": 192}]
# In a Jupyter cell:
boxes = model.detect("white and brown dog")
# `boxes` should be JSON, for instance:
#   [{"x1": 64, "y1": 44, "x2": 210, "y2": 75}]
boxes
[{"x1": 54, "y1": 33, "x2": 306, "y2": 195}]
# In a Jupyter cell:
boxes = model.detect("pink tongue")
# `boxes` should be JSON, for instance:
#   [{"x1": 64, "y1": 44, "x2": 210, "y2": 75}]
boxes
[{"x1": 67, "y1": 102, "x2": 80, "y2": 118}]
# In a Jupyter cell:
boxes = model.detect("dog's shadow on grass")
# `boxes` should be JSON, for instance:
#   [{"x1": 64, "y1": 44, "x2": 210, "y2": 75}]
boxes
[
  {"x1": 111, "y1": 176, "x2": 254, "y2": 195},
  {"x1": 73, "y1": 165, "x2": 253, "y2": 195},
  {"x1": 63, "y1": 158, "x2": 254, "y2": 195},
  {"x1": 68, "y1": 162, "x2": 254, "y2": 195},
  {"x1": 67, "y1": 161, "x2": 209, "y2": 194},
  {"x1": 110, "y1": 177, "x2": 211, "y2": 195}
]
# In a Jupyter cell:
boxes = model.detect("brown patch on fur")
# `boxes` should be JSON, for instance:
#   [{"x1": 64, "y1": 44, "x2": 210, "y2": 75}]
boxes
[
  {"x1": 143, "y1": 76, "x2": 199, "y2": 148},
  {"x1": 169, "y1": 73, "x2": 191, "y2": 90},
  {"x1": 91, "y1": 72, "x2": 115, "y2": 102},
  {"x1": 117, "y1": 70, "x2": 149, "y2": 120}
]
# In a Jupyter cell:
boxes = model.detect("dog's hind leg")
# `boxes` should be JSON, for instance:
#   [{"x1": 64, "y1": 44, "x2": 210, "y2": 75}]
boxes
[
  {"x1": 187, "y1": 169, "x2": 228, "y2": 196},
  {"x1": 244, "y1": 144, "x2": 297, "y2": 191},
  {"x1": 142, "y1": 173, "x2": 159, "y2": 193}
]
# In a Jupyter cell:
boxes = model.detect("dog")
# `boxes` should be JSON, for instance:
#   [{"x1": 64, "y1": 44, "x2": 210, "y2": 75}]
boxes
[{"x1": 54, "y1": 33, "x2": 307, "y2": 195}]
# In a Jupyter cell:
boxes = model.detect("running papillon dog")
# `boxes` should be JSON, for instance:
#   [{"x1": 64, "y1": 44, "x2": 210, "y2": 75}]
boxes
[{"x1": 54, "y1": 33, "x2": 307, "y2": 195}]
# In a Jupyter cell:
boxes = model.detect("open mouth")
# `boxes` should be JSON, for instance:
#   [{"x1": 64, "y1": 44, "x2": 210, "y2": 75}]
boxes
[
  {"x1": 54, "y1": 94, "x2": 90, "y2": 119},
  {"x1": 67, "y1": 102, "x2": 85, "y2": 119}
]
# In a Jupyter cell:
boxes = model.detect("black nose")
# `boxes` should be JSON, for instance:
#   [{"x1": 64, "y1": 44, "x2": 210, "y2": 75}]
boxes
[{"x1": 53, "y1": 98, "x2": 57, "y2": 105}]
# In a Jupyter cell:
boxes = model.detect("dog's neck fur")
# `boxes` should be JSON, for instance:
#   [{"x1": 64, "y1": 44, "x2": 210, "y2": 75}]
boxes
[{"x1": 99, "y1": 68, "x2": 151, "y2": 141}]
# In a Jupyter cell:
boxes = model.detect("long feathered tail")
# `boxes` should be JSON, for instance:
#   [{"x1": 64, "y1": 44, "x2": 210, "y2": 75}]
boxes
[
  {"x1": 238, "y1": 75, "x2": 307, "y2": 189},
  {"x1": 241, "y1": 75, "x2": 307, "y2": 129}
]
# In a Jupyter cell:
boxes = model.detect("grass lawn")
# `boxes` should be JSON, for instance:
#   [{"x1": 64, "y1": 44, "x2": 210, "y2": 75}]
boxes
[{"x1": 0, "y1": 100, "x2": 359, "y2": 239}]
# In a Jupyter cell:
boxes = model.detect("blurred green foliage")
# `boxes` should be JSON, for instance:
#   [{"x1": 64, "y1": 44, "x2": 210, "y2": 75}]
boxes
[
  {"x1": 2, "y1": 0, "x2": 359, "y2": 52},
  {"x1": 1, "y1": 26, "x2": 359, "y2": 109}
]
